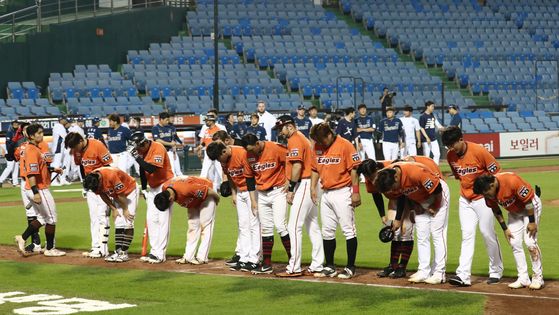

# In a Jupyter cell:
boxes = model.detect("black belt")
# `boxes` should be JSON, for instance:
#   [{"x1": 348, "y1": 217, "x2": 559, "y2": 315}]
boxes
[{"x1": 263, "y1": 185, "x2": 283, "y2": 192}]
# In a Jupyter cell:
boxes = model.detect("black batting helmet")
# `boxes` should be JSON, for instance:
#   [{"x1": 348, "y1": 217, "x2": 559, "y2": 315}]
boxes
[
  {"x1": 379, "y1": 226, "x2": 395, "y2": 243},
  {"x1": 129, "y1": 130, "x2": 148, "y2": 148}
]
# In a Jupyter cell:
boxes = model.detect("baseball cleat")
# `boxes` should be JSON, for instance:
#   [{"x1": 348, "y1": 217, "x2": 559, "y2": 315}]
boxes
[
  {"x1": 83, "y1": 249, "x2": 104, "y2": 259},
  {"x1": 176, "y1": 257, "x2": 201, "y2": 265},
  {"x1": 408, "y1": 274, "x2": 428, "y2": 283},
  {"x1": 424, "y1": 274, "x2": 445, "y2": 285},
  {"x1": 302, "y1": 268, "x2": 323, "y2": 277},
  {"x1": 225, "y1": 254, "x2": 240, "y2": 267},
  {"x1": 105, "y1": 252, "x2": 120, "y2": 262},
  {"x1": 230, "y1": 261, "x2": 246, "y2": 271},
  {"x1": 241, "y1": 262, "x2": 258, "y2": 272},
  {"x1": 252, "y1": 265, "x2": 273, "y2": 275},
  {"x1": 389, "y1": 268, "x2": 407, "y2": 279},
  {"x1": 43, "y1": 248, "x2": 66, "y2": 257},
  {"x1": 148, "y1": 255, "x2": 165, "y2": 264},
  {"x1": 486, "y1": 277, "x2": 501, "y2": 285},
  {"x1": 117, "y1": 252, "x2": 129, "y2": 262},
  {"x1": 448, "y1": 275, "x2": 471, "y2": 287},
  {"x1": 275, "y1": 271, "x2": 303, "y2": 278},
  {"x1": 315, "y1": 266, "x2": 338, "y2": 278},
  {"x1": 14, "y1": 235, "x2": 29, "y2": 256},
  {"x1": 25, "y1": 243, "x2": 42, "y2": 254},
  {"x1": 529, "y1": 278, "x2": 544, "y2": 290},
  {"x1": 337, "y1": 267, "x2": 356, "y2": 279},
  {"x1": 508, "y1": 278, "x2": 531, "y2": 289},
  {"x1": 140, "y1": 256, "x2": 150, "y2": 262},
  {"x1": 377, "y1": 266, "x2": 394, "y2": 278}
]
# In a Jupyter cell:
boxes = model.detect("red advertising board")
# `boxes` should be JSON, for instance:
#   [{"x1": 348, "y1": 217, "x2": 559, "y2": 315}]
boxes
[{"x1": 463, "y1": 133, "x2": 500, "y2": 158}]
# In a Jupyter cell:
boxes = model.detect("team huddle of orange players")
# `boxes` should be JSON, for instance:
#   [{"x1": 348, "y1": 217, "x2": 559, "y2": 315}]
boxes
[{"x1": 11, "y1": 120, "x2": 545, "y2": 290}]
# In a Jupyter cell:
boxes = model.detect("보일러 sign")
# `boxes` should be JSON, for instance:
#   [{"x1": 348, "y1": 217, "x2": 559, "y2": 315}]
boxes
[
  {"x1": 462, "y1": 133, "x2": 500, "y2": 158},
  {"x1": 500, "y1": 131, "x2": 559, "y2": 157}
]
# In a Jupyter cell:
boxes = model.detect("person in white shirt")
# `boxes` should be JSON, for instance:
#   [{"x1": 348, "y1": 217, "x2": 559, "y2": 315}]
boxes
[
  {"x1": 256, "y1": 100, "x2": 277, "y2": 141},
  {"x1": 308, "y1": 105, "x2": 324, "y2": 126},
  {"x1": 399, "y1": 105, "x2": 421, "y2": 157},
  {"x1": 67, "y1": 117, "x2": 86, "y2": 181},
  {"x1": 51, "y1": 116, "x2": 71, "y2": 185}
]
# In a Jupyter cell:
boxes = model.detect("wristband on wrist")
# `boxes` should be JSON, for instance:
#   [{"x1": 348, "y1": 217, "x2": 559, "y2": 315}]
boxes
[
  {"x1": 499, "y1": 221, "x2": 508, "y2": 231},
  {"x1": 528, "y1": 215, "x2": 535, "y2": 223},
  {"x1": 352, "y1": 184, "x2": 360, "y2": 194},
  {"x1": 288, "y1": 181, "x2": 297, "y2": 192},
  {"x1": 31, "y1": 185, "x2": 39, "y2": 194}
]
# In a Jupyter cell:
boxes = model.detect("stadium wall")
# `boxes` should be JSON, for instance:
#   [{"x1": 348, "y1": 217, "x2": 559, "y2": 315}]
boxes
[{"x1": 0, "y1": 6, "x2": 187, "y2": 98}]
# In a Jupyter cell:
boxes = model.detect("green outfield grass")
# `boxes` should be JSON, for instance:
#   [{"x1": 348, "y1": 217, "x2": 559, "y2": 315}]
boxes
[
  {"x1": 0, "y1": 261, "x2": 486, "y2": 314},
  {"x1": 1, "y1": 158, "x2": 558, "y2": 279}
]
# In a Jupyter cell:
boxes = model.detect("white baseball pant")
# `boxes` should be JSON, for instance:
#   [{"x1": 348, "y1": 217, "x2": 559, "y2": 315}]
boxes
[
  {"x1": 236, "y1": 190, "x2": 261, "y2": 264},
  {"x1": 286, "y1": 179, "x2": 324, "y2": 273},
  {"x1": 167, "y1": 150, "x2": 183, "y2": 176},
  {"x1": 110, "y1": 152, "x2": 130, "y2": 174},
  {"x1": 146, "y1": 185, "x2": 173, "y2": 260},
  {"x1": 456, "y1": 196, "x2": 503, "y2": 284},
  {"x1": 113, "y1": 188, "x2": 139, "y2": 229},
  {"x1": 20, "y1": 179, "x2": 33, "y2": 216},
  {"x1": 126, "y1": 152, "x2": 140, "y2": 176},
  {"x1": 200, "y1": 150, "x2": 222, "y2": 191},
  {"x1": 414, "y1": 180, "x2": 450, "y2": 279},
  {"x1": 0, "y1": 160, "x2": 19, "y2": 185},
  {"x1": 25, "y1": 188, "x2": 57, "y2": 225},
  {"x1": 359, "y1": 138, "x2": 376, "y2": 160},
  {"x1": 184, "y1": 197, "x2": 217, "y2": 263},
  {"x1": 257, "y1": 188, "x2": 288, "y2": 238},
  {"x1": 422, "y1": 140, "x2": 441, "y2": 165},
  {"x1": 508, "y1": 196, "x2": 543, "y2": 281},
  {"x1": 386, "y1": 208, "x2": 414, "y2": 241},
  {"x1": 400, "y1": 140, "x2": 417, "y2": 158},
  {"x1": 86, "y1": 191, "x2": 110, "y2": 255},
  {"x1": 321, "y1": 186, "x2": 357, "y2": 240},
  {"x1": 382, "y1": 142, "x2": 399, "y2": 161},
  {"x1": 52, "y1": 149, "x2": 71, "y2": 183}
]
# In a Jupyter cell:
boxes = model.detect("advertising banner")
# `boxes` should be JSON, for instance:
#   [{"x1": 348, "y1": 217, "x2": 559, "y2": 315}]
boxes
[
  {"x1": 499, "y1": 131, "x2": 559, "y2": 157},
  {"x1": 463, "y1": 133, "x2": 501, "y2": 158}
]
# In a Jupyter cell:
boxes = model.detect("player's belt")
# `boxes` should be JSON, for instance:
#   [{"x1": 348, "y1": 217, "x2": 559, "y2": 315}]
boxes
[{"x1": 262, "y1": 185, "x2": 284, "y2": 192}]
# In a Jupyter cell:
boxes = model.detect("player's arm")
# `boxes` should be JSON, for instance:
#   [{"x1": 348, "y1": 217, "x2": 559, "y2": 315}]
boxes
[
  {"x1": 310, "y1": 170, "x2": 319, "y2": 205},
  {"x1": 28, "y1": 175, "x2": 42, "y2": 204},
  {"x1": 490, "y1": 204, "x2": 513, "y2": 243},
  {"x1": 289, "y1": 162, "x2": 303, "y2": 188},
  {"x1": 350, "y1": 168, "x2": 361, "y2": 207},
  {"x1": 206, "y1": 188, "x2": 220, "y2": 205},
  {"x1": 114, "y1": 193, "x2": 134, "y2": 221},
  {"x1": 419, "y1": 116, "x2": 430, "y2": 141},
  {"x1": 99, "y1": 192, "x2": 117, "y2": 217},
  {"x1": 524, "y1": 201, "x2": 537, "y2": 238},
  {"x1": 139, "y1": 165, "x2": 148, "y2": 190},
  {"x1": 372, "y1": 192, "x2": 386, "y2": 219},
  {"x1": 392, "y1": 195, "x2": 407, "y2": 231}
]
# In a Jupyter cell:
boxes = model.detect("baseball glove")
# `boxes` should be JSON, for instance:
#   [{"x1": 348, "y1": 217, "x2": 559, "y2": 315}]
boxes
[
  {"x1": 379, "y1": 226, "x2": 395, "y2": 243},
  {"x1": 220, "y1": 181, "x2": 232, "y2": 197}
]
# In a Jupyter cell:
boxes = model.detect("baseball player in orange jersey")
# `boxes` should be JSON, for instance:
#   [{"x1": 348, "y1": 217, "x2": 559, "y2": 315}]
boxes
[
  {"x1": 65, "y1": 132, "x2": 113, "y2": 258},
  {"x1": 127, "y1": 131, "x2": 174, "y2": 264},
  {"x1": 309, "y1": 123, "x2": 361, "y2": 279},
  {"x1": 375, "y1": 161, "x2": 450, "y2": 284},
  {"x1": 241, "y1": 133, "x2": 292, "y2": 274},
  {"x1": 198, "y1": 113, "x2": 226, "y2": 191},
  {"x1": 206, "y1": 141, "x2": 261, "y2": 272},
  {"x1": 84, "y1": 166, "x2": 139, "y2": 263},
  {"x1": 14, "y1": 124, "x2": 66, "y2": 257},
  {"x1": 442, "y1": 126, "x2": 503, "y2": 287},
  {"x1": 474, "y1": 173, "x2": 544, "y2": 290},
  {"x1": 155, "y1": 176, "x2": 220, "y2": 264},
  {"x1": 273, "y1": 115, "x2": 324, "y2": 277}
]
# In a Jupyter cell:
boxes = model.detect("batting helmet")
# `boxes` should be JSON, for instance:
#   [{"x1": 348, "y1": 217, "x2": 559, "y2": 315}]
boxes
[
  {"x1": 220, "y1": 181, "x2": 232, "y2": 197},
  {"x1": 129, "y1": 130, "x2": 148, "y2": 148},
  {"x1": 379, "y1": 226, "x2": 394, "y2": 243}
]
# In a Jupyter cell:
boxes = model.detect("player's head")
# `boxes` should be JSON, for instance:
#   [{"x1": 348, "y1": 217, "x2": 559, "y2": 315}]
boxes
[
  {"x1": 159, "y1": 112, "x2": 171, "y2": 126},
  {"x1": 76, "y1": 117, "x2": 85, "y2": 127},
  {"x1": 92, "y1": 117, "x2": 101, "y2": 126},
  {"x1": 237, "y1": 111, "x2": 245, "y2": 122},
  {"x1": 257, "y1": 100, "x2": 266, "y2": 113},
  {"x1": 205, "y1": 113, "x2": 217, "y2": 127},
  {"x1": 386, "y1": 106, "x2": 395, "y2": 119},
  {"x1": 130, "y1": 130, "x2": 148, "y2": 151},
  {"x1": 108, "y1": 114, "x2": 120, "y2": 129},
  {"x1": 241, "y1": 133, "x2": 263, "y2": 155},
  {"x1": 208, "y1": 108, "x2": 218, "y2": 116},
  {"x1": 310, "y1": 122, "x2": 336, "y2": 147},
  {"x1": 212, "y1": 130, "x2": 234, "y2": 145},
  {"x1": 154, "y1": 189, "x2": 174, "y2": 211},
  {"x1": 26, "y1": 124, "x2": 44, "y2": 143},
  {"x1": 344, "y1": 107, "x2": 355, "y2": 119},
  {"x1": 357, "y1": 159, "x2": 383, "y2": 180},
  {"x1": 308, "y1": 105, "x2": 318, "y2": 118},
  {"x1": 11, "y1": 120, "x2": 20, "y2": 130},
  {"x1": 83, "y1": 172, "x2": 101, "y2": 192},
  {"x1": 250, "y1": 113, "x2": 259, "y2": 126},
  {"x1": 206, "y1": 141, "x2": 230, "y2": 163},
  {"x1": 441, "y1": 126, "x2": 465, "y2": 154},
  {"x1": 424, "y1": 101, "x2": 435, "y2": 114},
  {"x1": 273, "y1": 114, "x2": 296, "y2": 137},
  {"x1": 374, "y1": 168, "x2": 399, "y2": 193},
  {"x1": 297, "y1": 105, "x2": 306, "y2": 117},
  {"x1": 403, "y1": 105, "x2": 413, "y2": 117},
  {"x1": 448, "y1": 105, "x2": 459, "y2": 115},
  {"x1": 226, "y1": 113, "x2": 234, "y2": 124},
  {"x1": 473, "y1": 174, "x2": 498, "y2": 199},
  {"x1": 65, "y1": 132, "x2": 86, "y2": 154},
  {"x1": 358, "y1": 104, "x2": 367, "y2": 116}
]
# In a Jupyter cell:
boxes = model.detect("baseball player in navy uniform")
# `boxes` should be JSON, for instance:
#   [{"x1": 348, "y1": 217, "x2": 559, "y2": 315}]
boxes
[
  {"x1": 293, "y1": 105, "x2": 312, "y2": 138},
  {"x1": 231, "y1": 112, "x2": 248, "y2": 140},
  {"x1": 355, "y1": 104, "x2": 376, "y2": 161},
  {"x1": 152, "y1": 112, "x2": 184, "y2": 176},
  {"x1": 86, "y1": 118, "x2": 106, "y2": 146},
  {"x1": 379, "y1": 107, "x2": 404, "y2": 161},
  {"x1": 246, "y1": 113, "x2": 267, "y2": 141},
  {"x1": 107, "y1": 113, "x2": 132, "y2": 173},
  {"x1": 419, "y1": 101, "x2": 443, "y2": 164},
  {"x1": 336, "y1": 108, "x2": 359, "y2": 149},
  {"x1": 448, "y1": 105, "x2": 462, "y2": 128}
]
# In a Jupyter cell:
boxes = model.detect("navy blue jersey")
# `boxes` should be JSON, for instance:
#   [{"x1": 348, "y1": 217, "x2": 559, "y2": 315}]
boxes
[
  {"x1": 336, "y1": 118, "x2": 357, "y2": 143},
  {"x1": 107, "y1": 126, "x2": 131, "y2": 153},
  {"x1": 231, "y1": 122, "x2": 248, "y2": 140},
  {"x1": 419, "y1": 113, "x2": 438, "y2": 142},
  {"x1": 86, "y1": 126, "x2": 104, "y2": 141},
  {"x1": 379, "y1": 118, "x2": 403, "y2": 143},
  {"x1": 449, "y1": 113, "x2": 462, "y2": 128},
  {"x1": 294, "y1": 117, "x2": 312, "y2": 138},
  {"x1": 152, "y1": 124, "x2": 175, "y2": 149},
  {"x1": 246, "y1": 125, "x2": 267, "y2": 141},
  {"x1": 355, "y1": 115, "x2": 375, "y2": 140}
]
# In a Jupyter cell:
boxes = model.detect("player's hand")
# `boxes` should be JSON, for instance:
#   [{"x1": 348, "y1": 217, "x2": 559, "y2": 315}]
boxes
[
  {"x1": 282, "y1": 180, "x2": 289, "y2": 193},
  {"x1": 231, "y1": 194, "x2": 237, "y2": 206},
  {"x1": 81, "y1": 189, "x2": 87, "y2": 198},
  {"x1": 123, "y1": 209, "x2": 134, "y2": 221},
  {"x1": 416, "y1": 142, "x2": 421, "y2": 149},
  {"x1": 427, "y1": 208, "x2": 437, "y2": 216},
  {"x1": 111, "y1": 208, "x2": 119, "y2": 220},
  {"x1": 427, "y1": 139, "x2": 431, "y2": 144},
  {"x1": 311, "y1": 189, "x2": 318, "y2": 205},
  {"x1": 400, "y1": 142, "x2": 405, "y2": 149},
  {"x1": 351, "y1": 193, "x2": 361, "y2": 208},
  {"x1": 381, "y1": 216, "x2": 388, "y2": 226},
  {"x1": 504, "y1": 228, "x2": 514, "y2": 244},
  {"x1": 196, "y1": 147, "x2": 203, "y2": 159},
  {"x1": 527, "y1": 223, "x2": 538, "y2": 239},
  {"x1": 251, "y1": 203, "x2": 258, "y2": 217},
  {"x1": 32, "y1": 193, "x2": 42, "y2": 205},
  {"x1": 53, "y1": 167, "x2": 63, "y2": 174},
  {"x1": 391, "y1": 219, "x2": 402, "y2": 232},
  {"x1": 358, "y1": 142, "x2": 363, "y2": 151},
  {"x1": 286, "y1": 191, "x2": 295, "y2": 205}
]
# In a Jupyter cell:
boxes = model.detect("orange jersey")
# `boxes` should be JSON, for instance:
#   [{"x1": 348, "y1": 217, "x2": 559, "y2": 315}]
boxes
[
  {"x1": 365, "y1": 160, "x2": 396, "y2": 196},
  {"x1": 162, "y1": 176, "x2": 212, "y2": 209},
  {"x1": 286, "y1": 131, "x2": 313, "y2": 180},
  {"x1": 485, "y1": 172, "x2": 535, "y2": 214},
  {"x1": 201, "y1": 125, "x2": 222, "y2": 147},
  {"x1": 94, "y1": 167, "x2": 137, "y2": 198},
  {"x1": 312, "y1": 136, "x2": 361, "y2": 190},
  {"x1": 447, "y1": 141, "x2": 500, "y2": 201},
  {"x1": 247, "y1": 141, "x2": 287, "y2": 191},
  {"x1": 23, "y1": 142, "x2": 52, "y2": 190},
  {"x1": 408, "y1": 156, "x2": 442, "y2": 179},
  {"x1": 73, "y1": 138, "x2": 112, "y2": 175},
  {"x1": 388, "y1": 162, "x2": 440, "y2": 203},
  {"x1": 222, "y1": 146, "x2": 252, "y2": 192},
  {"x1": 141, "y1": 141, "x2": 174, "y2": 188}
]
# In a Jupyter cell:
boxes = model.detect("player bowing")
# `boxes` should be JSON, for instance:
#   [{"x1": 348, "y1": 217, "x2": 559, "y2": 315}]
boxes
[
  {"x1": 474, "y1": 173, "x2": 544, "y2": 290},
  {"x1": 128, "y1": 131, "x2": 174, "y2": 264},
  {"x1": 84, "y1": 167, "x2": 139, "y2": 263},
  {"x1": 309, "y1": 122, "x2": 361, "y2": 279}
]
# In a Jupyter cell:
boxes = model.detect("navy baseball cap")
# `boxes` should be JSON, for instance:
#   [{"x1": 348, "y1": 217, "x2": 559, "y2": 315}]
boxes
[
  {"x1": 92, "y1": 117, "x2": 100, "y2": 123},
  {"x1": 448, "y1": 104, "x2": 459, "y2": 111},
  {"x1": 297, "y1": 104, "x2": 306, "y2": 110}
]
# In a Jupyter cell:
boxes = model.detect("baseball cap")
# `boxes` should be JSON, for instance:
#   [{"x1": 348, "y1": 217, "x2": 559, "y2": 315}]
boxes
[
  {"x1": 403, "y1": 105, "x2": 413, "y2": 112},
  {"x1": 272, "y1": 114, "x2": 295, "y2": 130},
  {"x1": 297, "y1": 104, "x2": 306, "y2": 110},
  {"x1": 92, "y1": 117, "x2": 101, "y2": 123},
  {"x1": 204, "y1": 114, "x2": 217, "y2": 121},
  {"x1": 448, "y1": 104, "x2": 459, "y2": 111},
  {"x1": 308, "y1": 105, "x2": 317, "y2": 111}
]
